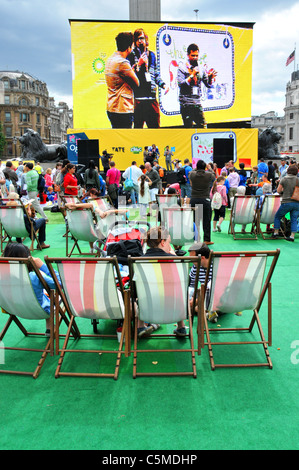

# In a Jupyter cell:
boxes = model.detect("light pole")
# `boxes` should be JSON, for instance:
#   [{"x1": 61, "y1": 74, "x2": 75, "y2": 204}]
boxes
[{"x1": 194, "y1": 9, "x2": 199, "y2": 21}]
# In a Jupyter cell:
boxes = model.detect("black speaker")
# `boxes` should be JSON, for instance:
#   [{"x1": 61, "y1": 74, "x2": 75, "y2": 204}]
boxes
[
  {"x1": 166, "y1": 172, "x2": 179, "y2": 184},
  {"x1": 213, "y1": 138, "x2": 234, "y2": 168},
  {"x1": 77, "y1": 139, "x2": 99, "y2": 166}
]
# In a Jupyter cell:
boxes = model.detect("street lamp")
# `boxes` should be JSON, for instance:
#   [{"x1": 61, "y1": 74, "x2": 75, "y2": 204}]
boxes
[
  {"x1": 12, "y1": 136, "x2": 18, "y2": 158},
  {"x1": 194, "y1": 9, "x2": 199, "y2": 20}
]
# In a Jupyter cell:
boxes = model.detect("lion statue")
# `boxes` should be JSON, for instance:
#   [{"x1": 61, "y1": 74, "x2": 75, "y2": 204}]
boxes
[
  {"x1": 258, "y1": 126, "x2": 282, "y2": 160},
  {"x1": 19, "y1": 129, "x2": 67, "y2": 163}
]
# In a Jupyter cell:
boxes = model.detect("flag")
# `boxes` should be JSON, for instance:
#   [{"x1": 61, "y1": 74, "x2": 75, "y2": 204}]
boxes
[{"x1": 286, "y1": 50, "x2": 295, "y2": 66}]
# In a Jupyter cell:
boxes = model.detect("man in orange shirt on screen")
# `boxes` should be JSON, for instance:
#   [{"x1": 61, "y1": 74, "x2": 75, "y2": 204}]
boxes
[{"x1": 105, "y1": 32, "x2": 139, "y2": 128}]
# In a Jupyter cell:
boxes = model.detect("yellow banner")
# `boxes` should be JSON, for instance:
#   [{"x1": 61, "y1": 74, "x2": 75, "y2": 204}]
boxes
[{"x1": 67, "y1": 128, "x2": 258, "y2": 171}]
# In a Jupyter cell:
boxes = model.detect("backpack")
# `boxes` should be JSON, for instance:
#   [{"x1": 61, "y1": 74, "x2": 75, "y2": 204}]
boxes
[
  {"x1": 211, "y1": 191, "x2": 222, "y2": 210},
  {"x1": 176, "y1": 167, "x2": 186, "y2": 185},
  {"x1": 107, "y1": 239, "x2": 143, "y2": 265}
]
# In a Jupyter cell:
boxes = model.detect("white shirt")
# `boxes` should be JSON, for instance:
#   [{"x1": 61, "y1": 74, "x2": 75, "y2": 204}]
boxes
[{"x1": 123, "y1": 165, "x2": 143, "y2": 184}]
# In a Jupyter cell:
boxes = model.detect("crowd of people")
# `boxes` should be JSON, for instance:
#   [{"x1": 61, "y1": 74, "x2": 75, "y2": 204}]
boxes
[{"x1": 1, "y1": 154, "x2": 298, "y2": 338}]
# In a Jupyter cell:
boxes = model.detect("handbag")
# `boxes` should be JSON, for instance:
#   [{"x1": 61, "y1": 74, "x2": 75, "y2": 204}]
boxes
[
  {"x1": 291, "y1": 181, "x2": 299, "y2": 202},
  {"x1": 124, "y1": 168, "x2": 134, "y2": 190}
]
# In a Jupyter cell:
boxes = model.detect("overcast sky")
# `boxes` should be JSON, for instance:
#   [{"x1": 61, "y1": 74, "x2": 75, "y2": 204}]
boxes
[{"x1": 1, "y1": 0, "x2": 299, "y2": 117}]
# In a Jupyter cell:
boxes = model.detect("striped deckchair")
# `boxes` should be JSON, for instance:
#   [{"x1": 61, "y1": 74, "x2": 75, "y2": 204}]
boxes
[
  {"x1": 256, "y1": 195, "x2": 282, "y2": 239},
  {"x1": 0, "y1": 257, "x2": 55, "y2": 378},
  {"x1": 228, "y1": 195, "x2": 259, "y2": 239},
  {"x1": 65, "y1": 207, "x2": 99, "y2": 256},
  {"x1": 128, "y1": 256, "x2": 201, "y2": 378},
  {"x1": 155, "y1": 194, "x2": 179, "y2": 226},
  {"x1": 163, "y1": 207, "x2": 197, "y2": 249},
  {"x1": 45, "y1": 257, "x2": 131, "y2": 379},
  {"x1": 89, "y1": 196, "x2": 113, "y2": 212},
  {"x1": 0, "y1": 205, "x2": 42, "y2": 252},
  {"x1": 198, "y1": 250, "x2": 280, "y2": 370}
]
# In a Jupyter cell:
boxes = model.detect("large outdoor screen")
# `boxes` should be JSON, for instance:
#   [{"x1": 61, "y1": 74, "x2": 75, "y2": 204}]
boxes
[{"x1": 70, "y1": 20, "x2": 253, "y2": 129}]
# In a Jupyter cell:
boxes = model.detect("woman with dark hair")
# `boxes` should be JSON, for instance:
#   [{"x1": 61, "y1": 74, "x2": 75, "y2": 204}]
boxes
[
  {"x1": 272, "y1": 165, "x2": 299, "y2": 241},
  {"x1": 2, "y1": 243, "x2": 61, "y2": 335},
  {"x1": 63, "y1": 164, "x2": 80, "y2": 196},
  {"x1": 84, "y1": 160, "x2": 101, "y2": 192}
]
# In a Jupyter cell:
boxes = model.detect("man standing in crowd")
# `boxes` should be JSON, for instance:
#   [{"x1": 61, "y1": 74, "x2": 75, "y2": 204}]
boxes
[
  {"x1": 164, "y1": 146, "x2": 173, "y2": 172},
  {"x1": 145, "y1": 161, "x2": 160, "y2": 214},
  {"x1": 106, "y1": 161, "x2": 121, "y2": 208},
  {"x1": 177, "y1": 43, "x2": 217, "y2": 128},
  {"x1": 279, "y1": 158, "x2": 288, "y2": 176},
  {"x1": 3, "y1": 161, "x2": 18, "y2": 191},
  {"x1": 128, "y1": 28, "x2": 168, "y2": 128},
  {"x1": 24, "y1": 162, "x2": 48, "y2": 220},
  {"x1": 257, "y1": 158, "x2": 268, "y2": 182},
  {"x1": 101, "y1": 150, "x2": 112, "y2": 177},
  {"x1": 105, "y1": 32, "x2": 139, "y2": 129},
  {"x1": 227, "y1": 167, "x2": 240, "y2": 201},
  {"x1": 180, "y1": 158, "x2": 192, "y2": 205},
  {"x1": 189, "y1": 159, "x2": 215, "y2": 245},
  {"x1": 122, "y1": 161, "x2": 143, "y2": 207}
]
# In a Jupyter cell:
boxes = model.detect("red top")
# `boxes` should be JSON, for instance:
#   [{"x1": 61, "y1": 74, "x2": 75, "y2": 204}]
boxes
[{"x1": 64, "y1": 172, "x2": 78, "y2": 195}]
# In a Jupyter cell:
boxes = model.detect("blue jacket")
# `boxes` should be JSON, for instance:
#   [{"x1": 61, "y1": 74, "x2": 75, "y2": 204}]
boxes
[{"x1": 29, "y1": 263, "x2": 61, "y2": 315}]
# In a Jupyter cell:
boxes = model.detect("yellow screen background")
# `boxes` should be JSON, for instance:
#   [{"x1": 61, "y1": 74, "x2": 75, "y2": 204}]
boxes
[{"x1": 70, "y1": 20, "x2": 253, "y2": 129}]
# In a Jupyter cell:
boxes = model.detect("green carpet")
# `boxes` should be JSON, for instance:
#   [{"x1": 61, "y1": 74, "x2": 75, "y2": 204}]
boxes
[{"x1": 0, "y1": 209, "x2": 298, "y2": 450}]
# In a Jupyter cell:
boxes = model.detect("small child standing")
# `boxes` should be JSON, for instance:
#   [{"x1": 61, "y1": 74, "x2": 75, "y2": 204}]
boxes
[
  {"x1": 210, "y1": 176, "x2": 228, "y2": 233},
  {"x1": 137, "y1": 174, "x2": 152, "y2": 218}
]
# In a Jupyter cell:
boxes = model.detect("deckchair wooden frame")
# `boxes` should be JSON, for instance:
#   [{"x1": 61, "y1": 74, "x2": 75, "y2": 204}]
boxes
[
  {"x1": 198, "y1": 249, "x2": 280, "y2": 370},
  {"x1": 228, "y1": 195, "x2": 259, "y2": 240},
  {"x1": 0, "y1": 204, "x2": 42, "y2": 252},
  {"x1": 0, "y1": 257, "x2": 55, "y2": 378},
  {"x1": 128, "y1": 256, "x2": 201, "y2": 378},
  {"x1": 45, "y1": 257, "x2": 131, "y2": 379},
  {"x1": 65, "y1": 207, "x2": 100, "y2": 257}
]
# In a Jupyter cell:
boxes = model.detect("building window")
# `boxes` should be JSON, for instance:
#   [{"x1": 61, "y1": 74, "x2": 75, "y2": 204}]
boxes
[
  {"x1": 5, "y1": 127, "x2": 12, "y2": 137},
  {"x1": 5, "y1": 112, "x2": 11, "y2": 122},
  {"x1": 3, "y1": 80, "x2": 9, "y2": 89},
  {"x1": 289, "y1": 127, "x2": 293, "y2": 140},
  {"x1": 20, "y1": 112, "x2": 30, "y2": 122},
  {"x1": 36, "y1": 113, "x2": 40, "y2": 123},
  {"x1": 290, "y1": 113, "x2": 294, "y2": 119},
  {"x1": 4, "y1": 95, "x2": 10, "y2": 105},
  {"x1": 19, "y1": 98, "x2": 28, "y2": 106},
  {"x1": 20, "y1": 80, "x2": 26, "y2": 90},
  {"x1": 36, "y1": 97, "x2": 40, "y2": 106}
]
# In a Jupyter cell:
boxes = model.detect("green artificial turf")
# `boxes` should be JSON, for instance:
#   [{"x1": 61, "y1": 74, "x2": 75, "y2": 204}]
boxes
[{"x1": 0, "y1": 209, "x2": 298, "y2": 450}]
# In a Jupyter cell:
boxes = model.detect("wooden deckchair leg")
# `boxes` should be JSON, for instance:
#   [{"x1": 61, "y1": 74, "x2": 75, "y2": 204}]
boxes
[
  {"x1": 253, "y1": 309, "x2": 273, "y2": 369},
  {"x1": 268, "y1": 283, "x2": 272, "y2": 347},
  {"x1": 133, "y1": 311, "x2": 138, "y2": 379},
  {"x1": 55, "y1": 315, "x2": 75, "y2": 378},
  {"x1": 204, "y1": 314, "x2": 216, "y2": 371},
  {"x1": 197, "y1": 285, "x2": 205, "y2": 354},
  {"x1": 188, "y1": 311, "x2": 197, "y2": 378},
  {"x1": 123, "y1": 290, "x2": 131, "y2": 358},
  {"x1": 0, "y1": 315, "x2": 14, "y2": 341}
]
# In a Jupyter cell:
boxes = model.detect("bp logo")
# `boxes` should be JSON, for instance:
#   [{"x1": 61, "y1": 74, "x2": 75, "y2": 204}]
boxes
[{"x1": 92, "y1": 58, "x2": 105, "y2": 74}]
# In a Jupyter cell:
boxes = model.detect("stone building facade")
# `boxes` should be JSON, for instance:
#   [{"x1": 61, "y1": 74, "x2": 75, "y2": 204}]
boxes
[{"x1": 0, "y1": 71, "x2": 72, "y2": 158}]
